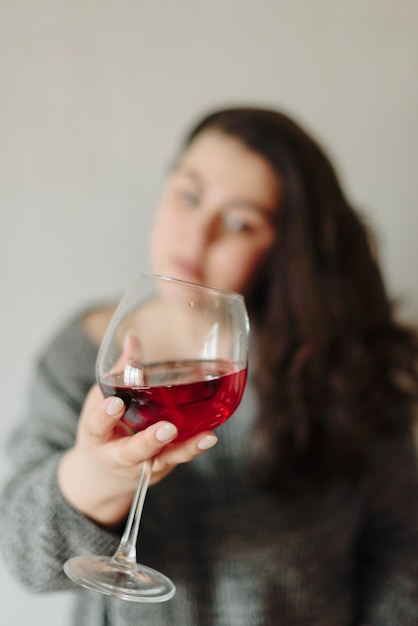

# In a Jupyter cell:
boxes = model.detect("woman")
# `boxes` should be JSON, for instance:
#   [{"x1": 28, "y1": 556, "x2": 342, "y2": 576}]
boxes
[{"x1": 1, "y1": 107, "x2": 418, "y2": 625}]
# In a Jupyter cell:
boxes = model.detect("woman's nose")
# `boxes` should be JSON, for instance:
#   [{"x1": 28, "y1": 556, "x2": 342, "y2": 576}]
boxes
[{"x1": 182, "y1": 210, "x2": 218, "y2": 253}]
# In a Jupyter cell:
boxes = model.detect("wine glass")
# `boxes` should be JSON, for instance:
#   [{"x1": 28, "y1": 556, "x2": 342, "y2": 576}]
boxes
[{"x1": 64, "y1": 272, "x2": 249, "y2": 602}]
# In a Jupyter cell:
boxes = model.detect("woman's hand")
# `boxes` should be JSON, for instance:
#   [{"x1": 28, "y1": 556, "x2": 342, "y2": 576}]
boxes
[{"x1": 58, "y1": 385, "x2": 217, "y2": 528}]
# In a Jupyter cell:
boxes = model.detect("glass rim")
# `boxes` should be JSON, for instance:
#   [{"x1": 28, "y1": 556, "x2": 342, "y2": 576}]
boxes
[{"x1": 140, "y1": 272, "x2": 245, "y2": 301}]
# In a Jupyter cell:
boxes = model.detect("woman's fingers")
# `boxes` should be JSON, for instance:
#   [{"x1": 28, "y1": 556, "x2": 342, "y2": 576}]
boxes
[
  {"x1": 113, "y1": 423, "x2": 218, "y2": 479},
  {"x1": 157, "y1": 431, "x2": 218, "y2": 467},
  {"x1": 150, "y1": 431, "x2": 218, "y2": 482},
  {"x1": 81, "y1": 385, "x2": 127, "y2": 443},
  {"x1": 111, "y1": 332, "x2": 144, "y2": 385},
  {"x1": 117, "y1": 421, "x2": 178, "y2": 466},
  {"x1": 79, "y1": 384, "x2": 219, "y2": 486},
  {"x1": 80, "y1": 387, "x2": 179, "y2": 466}
]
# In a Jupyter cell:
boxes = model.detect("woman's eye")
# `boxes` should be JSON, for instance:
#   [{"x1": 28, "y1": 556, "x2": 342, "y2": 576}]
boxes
[
  {"x1": 222, "y1": 214, "x2": 250, "y2": 232},
  {"x1": 178, "y1": 190, "x2": 199, "y2": 207}
]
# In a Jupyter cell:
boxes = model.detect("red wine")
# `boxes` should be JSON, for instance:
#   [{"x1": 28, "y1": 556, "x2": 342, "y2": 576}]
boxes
[{"x1": 100, "y1": 359, "x2": 247, "y2": 441}]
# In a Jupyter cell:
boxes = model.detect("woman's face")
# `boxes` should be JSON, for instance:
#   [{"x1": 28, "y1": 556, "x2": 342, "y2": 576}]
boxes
[{"x1": 149, "y1": 130, "x2": 280, "y2": 296}]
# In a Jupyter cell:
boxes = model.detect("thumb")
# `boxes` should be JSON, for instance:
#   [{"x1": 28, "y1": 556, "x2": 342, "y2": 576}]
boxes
[{"x1": 109, "y1": 331, "x2": 144, "y2": 386}]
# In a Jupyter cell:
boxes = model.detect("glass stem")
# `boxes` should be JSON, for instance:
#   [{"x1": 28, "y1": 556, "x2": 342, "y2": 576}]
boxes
[{"x1": 112, "y1": 458, "x2": 153, "y2": 566}]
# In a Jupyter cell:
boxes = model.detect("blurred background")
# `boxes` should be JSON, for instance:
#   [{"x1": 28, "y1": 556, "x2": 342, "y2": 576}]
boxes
[{"x1": 1, "y1": 0, "x2": 417, "y2": 623}]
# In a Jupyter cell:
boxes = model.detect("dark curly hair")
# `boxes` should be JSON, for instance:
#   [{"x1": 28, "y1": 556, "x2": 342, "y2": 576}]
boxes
[{"x1": 183, "y1": 107, "x2": 418, "y2": 494}]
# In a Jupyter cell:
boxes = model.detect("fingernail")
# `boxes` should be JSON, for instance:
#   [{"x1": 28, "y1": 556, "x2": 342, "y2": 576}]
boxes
[
  {"x1": 156, "y1": 423, "x2": 177, "y2": 442},
  {"x1": 106, "y1": 397, "x2": 124, "y2": 416},
  {"x1": 197, "y1": 435, "x2": 218, "y2": 450}
]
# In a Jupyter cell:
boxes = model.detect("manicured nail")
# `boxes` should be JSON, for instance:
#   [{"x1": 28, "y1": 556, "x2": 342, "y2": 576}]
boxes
[
  {"x1": 197, "y1": 435, "x2": 218, "y2": 450},
  {"x1": 106, "y1": 397, "x2": 124, "y2": 416},
  {"x1": 156, "y1": 423, "x2": 177, "y2": 442}
]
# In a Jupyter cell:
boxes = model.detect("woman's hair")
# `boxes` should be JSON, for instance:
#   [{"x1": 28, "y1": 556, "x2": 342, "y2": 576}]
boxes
[{"x1": 184, "y1": 107, "x2": 418, "y2": 493}]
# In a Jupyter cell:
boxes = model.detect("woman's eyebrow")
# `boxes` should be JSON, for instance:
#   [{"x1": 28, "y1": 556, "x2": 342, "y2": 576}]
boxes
[
  {"x1": 225, "y1": 199, "x2": 277, "y2": 220},
  {"x1": 174, "y1": 167, "x2": 276, "y2": 218},
  {"x1": 174, "y1": 167, "x2": 202, "y2": 184},
  {"x1": 174, "y1": 168, "x2": 208, "y2": 195}
]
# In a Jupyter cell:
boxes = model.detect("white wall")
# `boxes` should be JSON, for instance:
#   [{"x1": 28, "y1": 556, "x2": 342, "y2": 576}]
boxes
[{"x1": 1, "y1": 1, "x2": 417, "y2": 623}]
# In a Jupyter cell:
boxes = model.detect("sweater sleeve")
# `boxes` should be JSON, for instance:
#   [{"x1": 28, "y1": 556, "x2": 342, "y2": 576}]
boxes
[
  {"x1": 355, "y1": 429, "x2": 418, "y2": 625},
  {"x1": 0, "y1": 315, "x2": 120, "y2": 592}
]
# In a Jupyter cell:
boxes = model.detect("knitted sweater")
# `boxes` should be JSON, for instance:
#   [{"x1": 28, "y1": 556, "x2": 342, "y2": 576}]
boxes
[{"x1": 1, "y1": 313, "x2": 418, "y2": 625}]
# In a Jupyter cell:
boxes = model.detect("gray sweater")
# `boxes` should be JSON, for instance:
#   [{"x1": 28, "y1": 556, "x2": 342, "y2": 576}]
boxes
[{"x1": 1, "y1": 313, "x2": 418, "y2": 625}]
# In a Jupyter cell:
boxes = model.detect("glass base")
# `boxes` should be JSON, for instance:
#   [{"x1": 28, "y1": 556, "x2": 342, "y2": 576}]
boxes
[{"x1": 64, "y1": 555, "x2": 176, "y2": 602}]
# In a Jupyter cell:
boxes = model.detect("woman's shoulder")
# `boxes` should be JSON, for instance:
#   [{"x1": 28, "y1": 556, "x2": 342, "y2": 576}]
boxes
[
  {"x1": 82, "y1": 304, "x2": 117, "y2": 347},
  {"x1": 36, "y1": 302, "x2": 117, "y2": 372}
]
